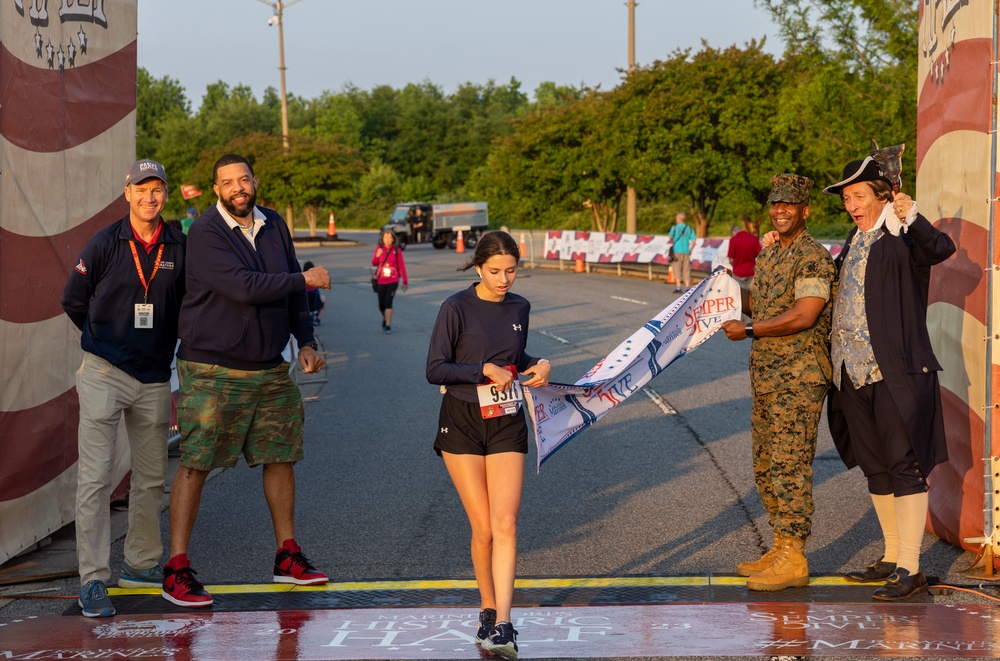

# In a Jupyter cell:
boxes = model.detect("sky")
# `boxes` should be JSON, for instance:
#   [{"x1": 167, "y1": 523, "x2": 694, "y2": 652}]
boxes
[{"x1": 137, "y1": 1, "x2": 784, "y2": 107}]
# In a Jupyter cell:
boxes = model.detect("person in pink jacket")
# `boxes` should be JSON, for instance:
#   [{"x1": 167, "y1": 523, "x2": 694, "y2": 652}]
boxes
[{"x1": 372, "y1": 230, "x2": 408, "y2": 333}]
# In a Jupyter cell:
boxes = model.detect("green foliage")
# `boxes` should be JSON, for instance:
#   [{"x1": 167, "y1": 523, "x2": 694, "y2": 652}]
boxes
[
  {"x1": 358, "y1": 159, "x2": 404, "y2": 206},
  {"x1": 476, "y1": 92, "x2": 628, "y2": 231},
  {"x1": 758, "y1": 0, "x2": 917, "y2": 230},
  {"x1": 617, "y1": 42, "x2": 787, "y2": 235},
  {"x1": 136, "y1": 68, "x2": 189, "y2": 161},
  {"x1": 532, "y1": 81, "x2": 589, "y2": 110},
  {"x1": 138, "y1": 7, "x2": 917, "y2": 236},
  {"x1": 299, "y1": 91, "x2": 364, "y2": 147}
]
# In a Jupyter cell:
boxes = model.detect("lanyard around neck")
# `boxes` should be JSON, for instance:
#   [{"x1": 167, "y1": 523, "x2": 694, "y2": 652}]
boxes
[{"x1": 129, "y1": 241, "x2": 164, "y2": 304}]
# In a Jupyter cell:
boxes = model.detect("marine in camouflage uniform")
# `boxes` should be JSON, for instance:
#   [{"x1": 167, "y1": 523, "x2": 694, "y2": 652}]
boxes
[{"x1": 722, "y1": 173, "x2": 836, "y2": 591}]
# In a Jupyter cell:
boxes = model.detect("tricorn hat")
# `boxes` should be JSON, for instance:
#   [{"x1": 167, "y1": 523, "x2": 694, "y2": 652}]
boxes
[{"x1": 822, "y1": 156, "x2": 891, "y2": 195}]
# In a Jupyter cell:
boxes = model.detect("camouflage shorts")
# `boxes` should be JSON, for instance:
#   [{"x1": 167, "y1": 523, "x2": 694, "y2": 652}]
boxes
[{"x1": 176, "y1": 360, "x2": 304, "y2": 471}]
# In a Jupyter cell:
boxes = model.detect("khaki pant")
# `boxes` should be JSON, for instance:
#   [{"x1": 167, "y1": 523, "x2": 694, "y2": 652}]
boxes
[
  {"x1": 75, "y1": 352, "x2": 169, "y2": 585},
  {"x1": 671, "y1": 253, "x2": 691, "y2": 285}
]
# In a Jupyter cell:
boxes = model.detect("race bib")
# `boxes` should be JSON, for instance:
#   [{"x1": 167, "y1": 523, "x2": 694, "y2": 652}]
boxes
[{"x1": 477, "y1": 365, "x2": 523, "y2": 418}]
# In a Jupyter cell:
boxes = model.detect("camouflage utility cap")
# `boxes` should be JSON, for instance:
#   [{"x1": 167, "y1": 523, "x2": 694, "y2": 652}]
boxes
[{"x1": 768, "y1": 174, "x2": 814, "y2": 204}]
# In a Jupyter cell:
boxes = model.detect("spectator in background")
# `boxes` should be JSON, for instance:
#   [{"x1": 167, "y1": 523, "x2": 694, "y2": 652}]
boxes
[
  {"x1": 728, "y1": 222, "x2": 762, "y2": 288},
  {"x1": 303, "y1": 261, "x2": 327, "y2": 325},
  {"x1": 668, "y1": 212, "x2": 696, "y2": 292},
  {"x1": 181, "y1": 207, "x2": 197, "y2": 234},
  {"x1": 61, "y1": 159, "x2": 186, "y2": 617},
  {"x1": 372, "y1": 230, "x2": 408, "y2": 334},
  {"x1": 410, "y1": 207, "x2": 427, "y2": 243}
]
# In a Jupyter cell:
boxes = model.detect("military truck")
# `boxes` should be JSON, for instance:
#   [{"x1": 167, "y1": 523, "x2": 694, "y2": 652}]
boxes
[{"x1": 381, "y1": 202, "x2": 489, "y2": 249}]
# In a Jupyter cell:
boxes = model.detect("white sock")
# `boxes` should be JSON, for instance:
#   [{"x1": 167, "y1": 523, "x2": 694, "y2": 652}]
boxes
[
  {"x1": 895, "y1": 491, "x2": 929, "y2": 574},
  {"x1": 870, "y1": 493, "x2": 898, "y2": 564}
]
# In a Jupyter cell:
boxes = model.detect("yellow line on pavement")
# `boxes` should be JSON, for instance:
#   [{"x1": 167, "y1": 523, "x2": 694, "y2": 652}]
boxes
[{"x1": 110, "y1": 575, "x2": 859, "y2": 597}]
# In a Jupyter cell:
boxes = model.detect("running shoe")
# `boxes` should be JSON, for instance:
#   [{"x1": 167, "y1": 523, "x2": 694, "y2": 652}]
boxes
[
  {"x1": 78, "y1": 579, "x2": 115, "y2": 618},
  {"x1": 161, "y1": 556, "x2": 213, "y2": 607},
  {"x1": 118, "y1": 562, "x2": 164, "y2": 588},
  {"x1": 482, "y1": 621, "x2": 518, "y2": 658},
  {"x1": 475, "y1": 607, "x2": 497, "y2": 645},
  {"x1": 274, "y1": 539, "x2": 328, "y2": 585}
]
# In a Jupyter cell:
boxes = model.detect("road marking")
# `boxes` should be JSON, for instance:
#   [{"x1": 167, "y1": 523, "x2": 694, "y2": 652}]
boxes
[
  {"x1": 108, "y1": 574, "x2": 871, "y2": 596},
  {"x1": 643, "y1": 387, "x2": 677, "y2": 415},
  {"x1": 611, "y1": 295, "x2": 647, "y2": 305},
  {"x1": 539, "y1": 330, "x2": 570, "y2": 344}
]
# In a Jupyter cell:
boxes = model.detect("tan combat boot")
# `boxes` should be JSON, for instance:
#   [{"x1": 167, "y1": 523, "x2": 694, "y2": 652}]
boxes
[
  {"x1": 745, "y1": 536, "x2": 809, "y2": 591},
  {"x1": 736, "y1": 533, "x2": 781, "y2": 577}
]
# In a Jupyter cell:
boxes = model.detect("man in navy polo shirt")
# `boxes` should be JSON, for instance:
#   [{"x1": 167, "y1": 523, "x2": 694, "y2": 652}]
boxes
[{"x1": 62, "y1": 159, "x2": 186, "y2": 617}]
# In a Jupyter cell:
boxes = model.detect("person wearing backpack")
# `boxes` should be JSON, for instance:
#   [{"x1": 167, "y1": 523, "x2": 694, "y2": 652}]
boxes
[{"x1": 668, "y1": 212, "x2": 696, "y2": 292}]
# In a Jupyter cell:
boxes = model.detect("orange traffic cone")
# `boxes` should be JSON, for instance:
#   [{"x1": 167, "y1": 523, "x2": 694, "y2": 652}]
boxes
[
  {"x1": 456, "y1": 229, "x2": 466, "y2": 253},
  {"x1": 326, "y1": 211, "x2": 338, "y2": 240},
  {"x1": 574, "y1": 258, "x2": 585, "y2": 273},
  {"x1": 519, "y1": 231, "x2": 528, "y2": 260},
  {"x1": 666, "y1": 268, "x2": 675, "y2": 284}
]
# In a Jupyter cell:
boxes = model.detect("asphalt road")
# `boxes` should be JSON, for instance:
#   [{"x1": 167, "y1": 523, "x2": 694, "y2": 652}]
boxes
[{"x1": 1, "y1": 229, "x2": 993, "y2": 660}]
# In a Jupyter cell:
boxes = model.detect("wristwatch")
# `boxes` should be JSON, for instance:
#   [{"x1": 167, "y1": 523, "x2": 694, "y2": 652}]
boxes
[
  {"x1": 301, "y1": 341, "x2": 318, "y2": 351},
  {"x1": 744, "y1": 324, "x2": 754, "y2": 339}
]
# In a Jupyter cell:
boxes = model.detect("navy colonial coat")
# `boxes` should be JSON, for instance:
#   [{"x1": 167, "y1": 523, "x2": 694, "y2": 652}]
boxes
[{"x1": 827, "y1": 213, "x2": 956, "y2": 476}]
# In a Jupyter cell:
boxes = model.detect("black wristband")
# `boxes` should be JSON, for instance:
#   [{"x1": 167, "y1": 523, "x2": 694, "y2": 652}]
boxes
[{"x1": 745, "y1": 324, "x2": 754, "y2": 339}]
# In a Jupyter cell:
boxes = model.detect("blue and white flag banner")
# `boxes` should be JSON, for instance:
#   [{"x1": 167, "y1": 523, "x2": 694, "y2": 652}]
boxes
[{"x1": 524, "y1": 269, "x2": 744, "y2": 469}]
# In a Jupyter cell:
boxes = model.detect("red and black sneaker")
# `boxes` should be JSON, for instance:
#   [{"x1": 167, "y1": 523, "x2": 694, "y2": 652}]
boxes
[
  {"x1": 274, "y1": 539, "x2": 328, "y2": 585},
  {"x1": 161, "y1": 555, "x2": 213, "y2": 608}
]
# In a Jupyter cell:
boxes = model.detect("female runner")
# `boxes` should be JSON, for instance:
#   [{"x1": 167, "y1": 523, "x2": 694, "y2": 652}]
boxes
[{"x1": 425, "y1": 231, "x2": 551, "y2": 659}]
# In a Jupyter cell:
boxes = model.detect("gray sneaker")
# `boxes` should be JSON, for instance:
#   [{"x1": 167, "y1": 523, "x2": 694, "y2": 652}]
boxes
[
  {"x1": 118, "y1": 562, "x2": 164, "y2": 588},
  {"x1": 78, "y1": 579, "x2": 115, "y2": 618},
  {"x1": 482, "y1": 621, "x2": 518, "y2": 658}
]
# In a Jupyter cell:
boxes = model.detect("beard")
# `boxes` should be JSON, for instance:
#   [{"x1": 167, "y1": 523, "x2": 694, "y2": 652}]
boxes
[{"x1": 221, "y1": 187, "x2": 257, "y2": 219}]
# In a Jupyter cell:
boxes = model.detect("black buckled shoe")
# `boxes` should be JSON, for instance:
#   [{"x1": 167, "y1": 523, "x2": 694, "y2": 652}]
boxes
[
  {"x1": 844, "y1": 556, "x2": 896, "y2": 583},
  {"x1": 872, "y1": 568, "x2": 928, "y2": 601}
]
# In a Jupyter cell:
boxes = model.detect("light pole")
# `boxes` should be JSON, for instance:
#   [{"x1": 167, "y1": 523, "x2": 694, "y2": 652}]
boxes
[
  {"x1": 625, "y1": 0, "x2": 637, "y2": 234},
  {"x1": 258, "y1": 0, "x2": 302, "y2": 229},
  {"x1": 258, "y1": 0, "x2": 301, "y2": 152}
]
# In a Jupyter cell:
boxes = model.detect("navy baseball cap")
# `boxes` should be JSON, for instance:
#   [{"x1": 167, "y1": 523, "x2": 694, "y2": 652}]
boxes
[{"x1": 126, "y1": 159, "x2": 167, "y2": 185}]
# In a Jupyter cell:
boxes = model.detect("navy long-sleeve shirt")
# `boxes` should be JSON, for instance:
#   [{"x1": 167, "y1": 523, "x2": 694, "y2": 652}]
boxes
[
  {"x1": 426, "y1": 284, "x2": 538, "y2": 403},
  {"x1": 177, "y1": 204, "x2": 313, "y2": 370}
]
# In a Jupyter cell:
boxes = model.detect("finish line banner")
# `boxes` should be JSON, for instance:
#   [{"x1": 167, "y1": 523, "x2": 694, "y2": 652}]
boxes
[{"x1": 525, "y1": 270, "x2": 743, "y2": 469}]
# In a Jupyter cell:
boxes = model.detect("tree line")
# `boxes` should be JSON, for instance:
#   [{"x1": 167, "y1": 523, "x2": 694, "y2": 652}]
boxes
[{"x1": 139, "y1": 0, "x2": 916, "y2": 238}]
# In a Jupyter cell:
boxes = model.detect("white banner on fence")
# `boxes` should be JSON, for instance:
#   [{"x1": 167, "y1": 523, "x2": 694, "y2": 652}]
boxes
[
  {"x1": 541, "y1": 231, "x2": 842, "y2": 271},
  {"x1": 525, "y1": 269, "x2": 743, "y2": 468},
  {"x1": 544, "y1": 231, "x2": 675, "y2": 264}
]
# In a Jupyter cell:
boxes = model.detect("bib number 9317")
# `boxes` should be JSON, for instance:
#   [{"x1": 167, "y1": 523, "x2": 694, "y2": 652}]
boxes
[{"x1": 477, "y1": 379, "x2": 523, "y2": 418}]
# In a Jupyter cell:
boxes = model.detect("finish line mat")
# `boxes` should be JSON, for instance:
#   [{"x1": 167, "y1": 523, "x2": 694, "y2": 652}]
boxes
[
  {"x1": 77, "y1": 576, "x2": 941, "y2": 616},
  {"x1": 3, "y1": 602, "x2": 998, "y2": 659}
]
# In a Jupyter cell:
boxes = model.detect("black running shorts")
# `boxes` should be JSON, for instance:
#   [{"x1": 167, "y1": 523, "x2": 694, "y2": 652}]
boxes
[{"x1": 434, "y1": 392, "x2": 529, "y2": 456}]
